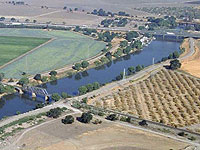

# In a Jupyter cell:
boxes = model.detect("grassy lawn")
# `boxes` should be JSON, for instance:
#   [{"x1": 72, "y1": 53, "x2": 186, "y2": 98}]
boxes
[
  {"x1": 0, "y1": 36, "x2": 49, "y2": 66},
  {"x1": 0, "y1": 29, "x2": 106, "y2": 78}
]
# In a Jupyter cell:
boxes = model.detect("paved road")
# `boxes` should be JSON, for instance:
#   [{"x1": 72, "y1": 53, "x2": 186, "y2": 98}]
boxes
[{"x1": 179, "y1": 38, "x2": 195, "y2": 61}]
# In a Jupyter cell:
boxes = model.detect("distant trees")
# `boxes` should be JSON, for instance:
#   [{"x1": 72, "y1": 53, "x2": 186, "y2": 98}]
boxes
[
  {"x1": 138, "y1": 26, "x2": 145, "y2": 30},
  {"x1": 130, "y1": 40, "x2": 142, "y2": 49},
  {"x1": 147, "y1": 16, "x2": 177, "y2": 30},
  {"x1": 169, "y1": 59, "x2": 181, "y2": 70},
  {"x1": 10, "y1": 17, "x2": 16, "y2": 22},
  {"x1": 123, "y1": 46, "x2": 131, "y2": 54},
  {"x1": 120, "y1": 40, "x2": 128, "y2": 48},
  {"x1": 91, "y1": 9, "x2": 130, "y2": 17},
  {"x1": 125, "y1": 31, "x2": 139, "y2": 42},
  {"x1": 0, "y1": 17, "x2": 5, "y2": 21}
]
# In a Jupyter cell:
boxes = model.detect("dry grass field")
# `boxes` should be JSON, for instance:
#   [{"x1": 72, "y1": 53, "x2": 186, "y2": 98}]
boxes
[
  {"x1": 14, "y1": 114, "x2": 189, "y2": 150},
  {"x1": 181, "y1": 39, "x2": 200, "y2": 78},
  {"x1": 90, "y1": 69, "x2": 200, "y2": 128}
]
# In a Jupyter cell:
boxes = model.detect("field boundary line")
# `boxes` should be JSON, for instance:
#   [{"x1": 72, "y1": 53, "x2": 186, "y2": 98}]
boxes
[{"x1": 0, "y1": 38, "x2": 56, "y2": 70}]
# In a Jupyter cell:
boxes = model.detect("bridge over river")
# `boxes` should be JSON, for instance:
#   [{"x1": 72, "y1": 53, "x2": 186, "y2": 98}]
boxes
[
  {"x1": 1, "y1": 82, "x2": 52, "y2": 103},
  {"x1": 141, "y1": 29, "x2": 200, "y2": 41}
]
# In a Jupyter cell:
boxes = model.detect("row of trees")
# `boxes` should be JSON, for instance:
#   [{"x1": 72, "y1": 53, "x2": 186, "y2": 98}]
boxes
[
  {"x1": 147, "y1": 16, "x2": 177, "y2": 30},
  {"x1": 100, "y1": 18, "x2": 128, "y2": 27},
  {"x1": 78, "y1": 82, "x2": 100, "y2": 95},
  {"x1": 73, "y1": 61, "x2": 89, "y2": 71},
  {"x1": 91, "y1": 9, "x2": 130, "y2": 17},
  {"x1": 161, "y1": 51, "x2": 180, "y2": 62},
  {"x1": 115, "y1": 65, "x2": 144, "y2": 81}
]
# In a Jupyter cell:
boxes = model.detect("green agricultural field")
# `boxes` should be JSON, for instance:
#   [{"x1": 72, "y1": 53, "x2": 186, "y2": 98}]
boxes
[
  {"x1": 0, "y1": 36, "x2": 49, "y2": 66},
  {"x1": 0, "y1": 28, "x2": 106, "y2": 78}
]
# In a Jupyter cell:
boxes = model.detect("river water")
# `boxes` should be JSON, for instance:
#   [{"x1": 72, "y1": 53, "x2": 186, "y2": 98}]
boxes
[{"x1": 0, "y1": 40, "x2": 181, "y2": 119}]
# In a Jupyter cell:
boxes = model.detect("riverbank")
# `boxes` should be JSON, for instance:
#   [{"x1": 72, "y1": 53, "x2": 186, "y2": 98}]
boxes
[
  {"x1": 26, "y1": 36, "x2": 153, "y2": 87},
  {"x1": 0, "y1": 39, "x2": 182, "y2": 121}
]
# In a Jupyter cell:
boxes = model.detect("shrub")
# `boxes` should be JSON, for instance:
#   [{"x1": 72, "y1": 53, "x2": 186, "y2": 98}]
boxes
[
  {"x1": 49, "y1": 70, "x2": 57, "y2": 76},
  {"x1": 50, "y1": 75, "x2": 57, "y2": 81},
  {"x1": 0, "y1": 73, "x2": 4, "y2": 81},
  {"x1": 51, "y1": 93, "x2": 61, "y2": 101},
  {"x1": 62, "y1": 115, "x2": 74, "y2": 124},
  {"x1": 46, "y1": 107, "x2": 62, "y2": 118},
  {"x1": 178, "y1": 132, "x2": 185, "y2": 137},
  {"x1": 34, "y1": 74, "x2": 42, "y2": 81},
  {"x1": 169, "y1": 59, "x2": 181, "y2": 70},
  {"x1": 72, "y1": 101, "x2": 81, "y2": 109},
  {"x1": 93, "y1": 119, "x2": 102, "y2": 124},
  {"x1": 81, "y1": 61, "x2": 89, "y2": 68},
  {"x1": 188, "y1": 136, "x2": 196, "y2": 141},
  {"x1": 17, "y1": 77, "x2": 29, "y2": 86},
  {"x1": 78, "y1": 86, "x2": 88, "y2": 95},
  {"x1": 8, "y1": 78, "x2": 14, "y2": 82},
  {"x1": 82, "y1": 97, "x2": 88, "y2": 104},
  {"x1": 139, "y1": 120, "x2": 148, "y2": 126},
  {"x1": 79, "y1": 112, "x2": 93, "y2": 123},
  {"x1": 61, "y1": 92, "x2": 68, "y2": 99},
  {"x1": 41, "y1": 76, "x2": 48, "y2": 82},
  {"x1": 106, "y1": 114, "x2": 118, "y2": 121},
  {"x1": 73, "y1": 63, "x2": 82, "y2": 71},
  {"x1": 35, "y1": 103, "x2": 45, "y2": 109}
]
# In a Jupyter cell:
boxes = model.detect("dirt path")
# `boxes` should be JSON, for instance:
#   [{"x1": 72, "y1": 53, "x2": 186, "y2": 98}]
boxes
[
  {"x1": 0, "y1": 38, "x2": 56, "y2": 70},
  {"x1": 32, "y1": 10, "x2": 66, "y2": 18}
]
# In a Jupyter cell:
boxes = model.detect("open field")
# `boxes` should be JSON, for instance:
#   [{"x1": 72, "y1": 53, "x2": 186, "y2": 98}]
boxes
[
  {"x1": 0, "y1": 36, "x2": 49, "y2": 66},
  {"x1": 13, "y1": 114, "x2": 189, "y2": 150},
  {"x1": 89, "y1": 69, "x2": 200, "y2": 128},
  {"x1": 0, "y1": 0, "x2": 195, "y2": 25},
  {"x1": 181, "y1": 39, "x2": 200, "y2": 78},
  {"x1": 0, "y1": 28, "x2": 106, "y2": 78}
]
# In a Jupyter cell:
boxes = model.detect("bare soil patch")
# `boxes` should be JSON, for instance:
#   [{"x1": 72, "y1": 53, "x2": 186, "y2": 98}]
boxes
[{"x1": 14, "y1": 115, "x2": 188, "y2": 150}]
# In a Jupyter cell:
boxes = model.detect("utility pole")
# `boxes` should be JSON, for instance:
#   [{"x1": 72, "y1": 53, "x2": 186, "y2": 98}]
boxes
[
  {"x1": 26, "y1": 56, "x2": 28, "y2": 73},
  {"x1": 152, "y1": 57, "x2": 155, "y2": 65},
  {"x1": 123, "y1": 68, "x2": 126, "y2": 80}
]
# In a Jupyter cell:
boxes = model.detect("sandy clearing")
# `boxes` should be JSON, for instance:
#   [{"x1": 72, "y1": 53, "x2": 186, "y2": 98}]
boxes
[{"x1": 14, "y1": 116, "x2": 189, "y2": 150}]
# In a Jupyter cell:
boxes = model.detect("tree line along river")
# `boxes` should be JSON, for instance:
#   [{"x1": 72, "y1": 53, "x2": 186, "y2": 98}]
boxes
[{"x1": 0, "y1": 40, "x2": 181, "y2": 119}]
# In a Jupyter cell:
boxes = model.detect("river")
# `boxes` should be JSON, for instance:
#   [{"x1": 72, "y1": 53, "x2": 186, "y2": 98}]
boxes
[{"x1": 0, "y1": 40, "x2": 181, "y2": 119}]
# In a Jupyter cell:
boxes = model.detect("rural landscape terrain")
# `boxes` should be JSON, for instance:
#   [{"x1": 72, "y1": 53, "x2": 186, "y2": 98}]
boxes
[{"x1": 0, "y1": 0, "x2": 200, "y2": 150}]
